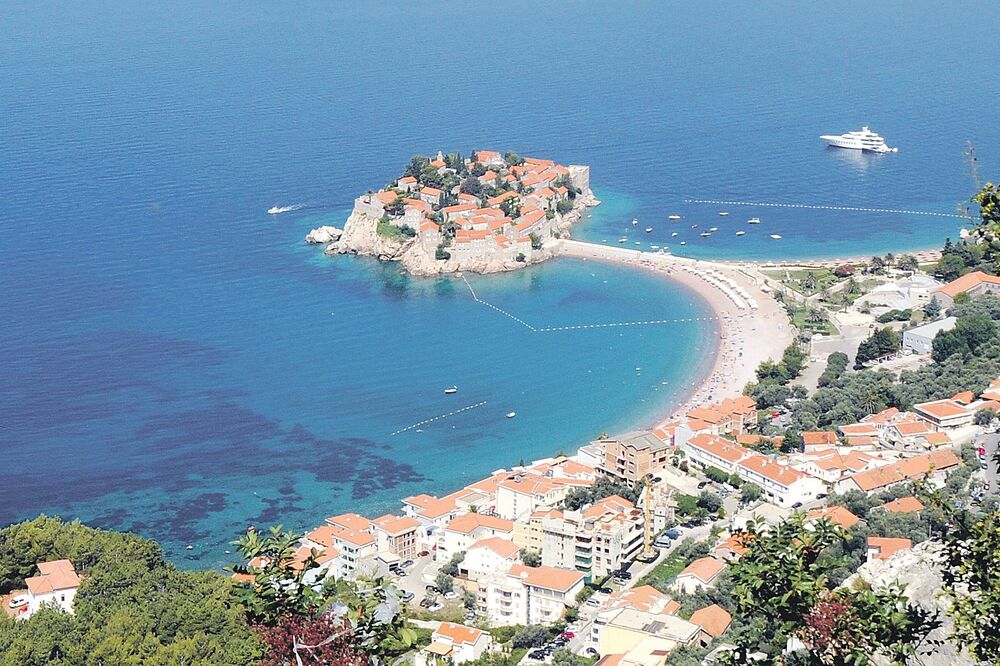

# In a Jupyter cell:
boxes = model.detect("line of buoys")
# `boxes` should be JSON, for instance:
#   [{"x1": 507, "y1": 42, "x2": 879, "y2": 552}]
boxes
[
  {"x1": 684, "y1": 198, "x2": 964, "y2": 218},
  {"x1": 391, "y1": 401, "x2": 487, "y2": 436},
  {"x1": 461, "y1": 274, "x2": 714, "y2": 333}
]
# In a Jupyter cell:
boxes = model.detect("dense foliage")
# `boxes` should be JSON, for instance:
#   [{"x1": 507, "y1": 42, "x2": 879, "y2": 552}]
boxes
[
  {"x1": 561, "y1": 476, "x2": 640, "y2": 510},
  {"x1": 717, "y1": 515, "x2": 941, "y2": 665},
  {"x1": 0, "y1": 516, "x2": 262, "y2": 665},
  {"x1": 745, "y1": 343, "x2": 808, "y2": 408}
]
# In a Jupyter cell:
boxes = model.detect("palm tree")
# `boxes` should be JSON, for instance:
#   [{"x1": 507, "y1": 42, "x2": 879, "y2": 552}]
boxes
[{"x1": 801, "y1": 271, "x2": 818, "y2": 292}]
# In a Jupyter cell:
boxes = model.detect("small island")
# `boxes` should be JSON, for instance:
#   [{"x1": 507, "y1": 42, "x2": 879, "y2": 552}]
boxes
[{"x1": 307, "y1": 150, "x2": 599, "y2": 275}]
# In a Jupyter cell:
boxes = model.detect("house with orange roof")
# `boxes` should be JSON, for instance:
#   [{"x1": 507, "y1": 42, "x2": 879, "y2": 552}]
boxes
[
  {"x1": 461, "y1": 537, "x2": 523, "y2": 582},
  {"x1": 866, "y1": 536, "x2": 913, "y2": 561},
  {"x1": 486, "y1": 190, "x2": 518, "y2": 207},
  {"x1": 598, "y1": 608, "x2": 701, "y2": 661},
  {"x1": 541, "y1": 498, "x2": 644, "y2": 580},
  {"x1": 839, "y1": 422, "x2": 881, "y2": 438},
  {"x1": 930, "y1": 270, "x2": 1000, "y2": 308},
  {"x1": 376, "y1": 190, "x2": 400, "y2": 207},
  {"x1": 495, "y1": 472, "x2": 593, "y2": 520},
  {"x1": 591, "y1": 586, "x2": 680, "y2": 646},
  {"x1": 305, "y1": 515, "x2": 378, "y2": 573},
  {"x1": 913, "y1": 399, "x2": 974, "y2": 429},
  {"x1": 396, "y1": 175, "x2": 418, "y2": 192},
  {"x1": 21, "y1": 559, "x2": 81, "y2": 619},
  {"x1": 835, "y1": 448, "x2": 962, "y2": 494},
  {"x1": 734, "y1": 454, "x2": 826, "y2": 507},
  {"x1": 805, "y1": 505, "x2": 861, "y2": 530},
  {"x1": 420, "y1": 622, "x2": 493, "y2": 665},
  {"x1": 951, "y1": 390, "x2": 975, "y2": 405},
  {"x1": 441, "y1": 203, "x2": 477, "y2": 222},
  {"x1": 440, "y1": 512, "x2": 515, "y2": 557},
  {"x1": 372, "y1": 514, "x2": 421, "y2": 559},
  {"x1": 511, "y1": 507, "x2": 561, "y2": 554},
  {"x1": 600, "y1": 430, "x2": 673, "y2": 482},
  {"x1": 923, "y1": 431, "x2": 953, "y2": 447},
  {"x1": 681, "y1": 433, "x2": 751, "y2": 474},
  {"x1": 690, "y1": 604, "x2": 732, "y2": 644},
  {"x1": 418, "y1": 186, "x2": 443, "y2": 207},
  {"x1": 885, "y1": 419, "x2": 936, "y2": 447},
  {"x1": 790, "y1": 448, "x2": 881, "y2": 484},
  {"x1": 473, "y1": 150, "x2": 504, "y2": 167},
  {"x1": 484, "y1": 564, "x2": 585, "y2": 626},
  {"x1": 801, "y1": 431, "x2": 839, "y2": 452},
  {"x1": 400, "y1": 494, "x2": 461, "y2": 544},
  {"x1": 712, "y1": 533, "x2": 752, "y2": 561},
  {"x1": 478, "y1": 170, "x2": 499, "y2": 187},
  {"x1": 673, "y1": 557, "x2": 726, "y2": 594},
  {"x1": 879, "y1": 496, "x2": 925, "y2": 513}
]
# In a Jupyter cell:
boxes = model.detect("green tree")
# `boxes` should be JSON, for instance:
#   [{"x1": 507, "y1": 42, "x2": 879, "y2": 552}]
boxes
[
  {"x1": 460, "y1": 175, "x2": 483, "y2": 196},
  {"x1": 740, "y1": 483, "x2": 762, "y2": 503},
  {"x1": 520, "y1": 550, "x2": 541, "y2": 567},
  {"x1": 434, "y1": 571, "x2": 454, "y2": 594},
  {"x1": 924, "y1": 295, "x2": 942, "y2": 319},
  {"x1": 704, "y1": 466, "x2": 730, "y2": 484}
]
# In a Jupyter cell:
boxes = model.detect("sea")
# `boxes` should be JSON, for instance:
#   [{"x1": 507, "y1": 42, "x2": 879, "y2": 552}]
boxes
[{"x1": 2, "y1": 1, "x2": 998, "y2": 568}]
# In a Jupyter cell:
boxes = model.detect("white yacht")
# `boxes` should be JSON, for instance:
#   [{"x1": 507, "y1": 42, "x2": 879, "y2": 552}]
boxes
[
  {"x1": 645, "y1": 227, "x2": 653, "y2": 233},
  {"x1": 747, "y1": 217, "x2": 761, "y2": 224},
  {"x1": 770, "y1": 234, "x2": 782, "y2": 240},
  {"x1": 821, "y1": 126, "x2": 897, "y2": 153},
  {"x1": 736, "y1": 230, "x2": 746, "y2": 236},
  {"x1": 668, "y1": 214, "x2": 681, "y2": 220}
]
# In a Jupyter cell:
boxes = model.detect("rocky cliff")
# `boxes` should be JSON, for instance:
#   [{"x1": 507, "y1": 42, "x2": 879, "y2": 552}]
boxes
[{"x1": 842, "y1": 542, "x2": 973, "y2": 666}]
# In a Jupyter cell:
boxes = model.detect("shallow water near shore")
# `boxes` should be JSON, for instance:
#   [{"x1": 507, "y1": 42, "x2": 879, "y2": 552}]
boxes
[{"x1": 2, "y1": 0, "x2": 999, "y2": 566}]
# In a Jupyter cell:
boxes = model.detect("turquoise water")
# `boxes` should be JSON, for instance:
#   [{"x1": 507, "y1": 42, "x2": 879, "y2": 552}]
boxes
[{"x1": 2, "y1": 0, "x2": 998, "y2": 567}]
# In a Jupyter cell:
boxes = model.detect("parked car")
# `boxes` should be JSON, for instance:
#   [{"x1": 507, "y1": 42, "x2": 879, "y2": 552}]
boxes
[
  {"x1": 663, "y1": 528, "x2": 682, "y2": 539},
  {"x1": 7, "y1": 595, "x2": 27, "y2": 609},
  {"x1": 791, "y1": 502, "x2": 803, "y2": 509},
  {"x1": 585, "y1": 647, "x2": 599, "y2": 657},
  {"x1": 561, "y1": 631, "x2": 575, "y2": 639},
  {"x1": 443, "y1": 591, "x2": 459, "y2": 600},
  {"x1": 400, "y1": 591, "x2": 415, "y2": 602},
  {"x1": 529, "y1": 650, "x2": 546, "y2": 660},
  {"x1": 419, "y1": 598, "x2": 434, "y2": 609},
  {"x1": 428, "y1": 603, "x2": 443, "y2": 612},
  {"x1": 697, "y1": 481, "x2": 709, "y2": 489},
  {"x1": 425, "y1": 585, "x2": 440, "y2": 593},
  {"x1": 418, "y1": 550, "x2": 430, "y2": 557},
  {"x1": 654, "y1": 536, "x2": 672, "y2": 548},
  {"x1": 400, "y1": 559, "x2": 415, "y2": 569},
  {"x1": 616, "y1": 570, "x2": 632, "y2": 580},
  {"x1": 585, "y1": 597, "x2": 601, "y2": 607}
]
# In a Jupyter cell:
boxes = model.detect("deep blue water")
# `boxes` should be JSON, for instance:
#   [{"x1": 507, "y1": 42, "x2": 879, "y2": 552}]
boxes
[{"x1": 2, "y1": 1, "x2": 998, "y2": 567}]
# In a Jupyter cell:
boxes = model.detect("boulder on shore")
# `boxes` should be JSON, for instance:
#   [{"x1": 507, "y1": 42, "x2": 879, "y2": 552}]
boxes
[{"x1": 305, "y1": 226, "x2": 343, "y2": 244}]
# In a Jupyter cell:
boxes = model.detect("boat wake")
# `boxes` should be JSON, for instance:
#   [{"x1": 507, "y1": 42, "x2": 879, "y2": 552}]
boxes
[{"x1": 267, "y1": 203, "x2": 306, "y2": 215}]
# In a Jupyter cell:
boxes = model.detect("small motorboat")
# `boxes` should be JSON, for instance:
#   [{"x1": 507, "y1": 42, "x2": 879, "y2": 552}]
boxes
[
  {"x1": 505, "y1": 412, "x2": 516, "y2": 419},
  {"x1": 718, "y1": 211, "x2": 729, "y2": 216},
  {"x1": 668, "y1": 214, "x2": 681, "y2": 220},
  {"x1": 736, "y1": 230, "x2": 746, "y2": 236},
  {"x1": 634, "y1": 241, "x2": 641, "y2": 245},
  {"x1": 651, "y1": 245, "x2": 660, "y2": 250},
  {"x1": 444, "y1": 386, "x2": 458, "y2": 394},
  {"x1": 709, "y1": 227, "x2": 718, "y2": 232},
  {"x1": 700, "y1": 231, "x2": 712, "y2": 237},
  {"x1": 618, "y1": 237, "x2": 628, "y2": 243},
  {"x1": 680, "y1": 240, "x2": 686, "y2": 245},
  {"x1": 671, "y1": 232, "x2": 678, "y2": 237},
  {"x1": 631, "y1": 218, "x2": 638, "y2": 225},
  {"x1": 691, "y1": 224, "x2": 699, "y2": 228},
  {"x1": 645, "y1": 227, "x2": 653, "y2": 233},
  {"x1": 770, "y1": 234, "x2": 782, "y2": 240},
  {"x1": 748, "y1": 217, "x2": 761, "y2": 224}
]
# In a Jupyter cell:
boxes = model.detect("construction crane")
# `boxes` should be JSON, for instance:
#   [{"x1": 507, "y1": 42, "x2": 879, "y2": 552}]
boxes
[{"x1": 638, "y1": 474, "x2": 657, "y2": 563}]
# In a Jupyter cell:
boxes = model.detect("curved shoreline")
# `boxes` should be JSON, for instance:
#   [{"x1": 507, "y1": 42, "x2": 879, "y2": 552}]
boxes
[{"x1": 554, "y1": 240, "x2": 795, "y2": 430}]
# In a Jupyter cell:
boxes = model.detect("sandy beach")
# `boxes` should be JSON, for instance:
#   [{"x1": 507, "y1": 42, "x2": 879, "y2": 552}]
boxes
[{"x1": 556, "y1": 240, "x2": 795, "y2": 428}]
